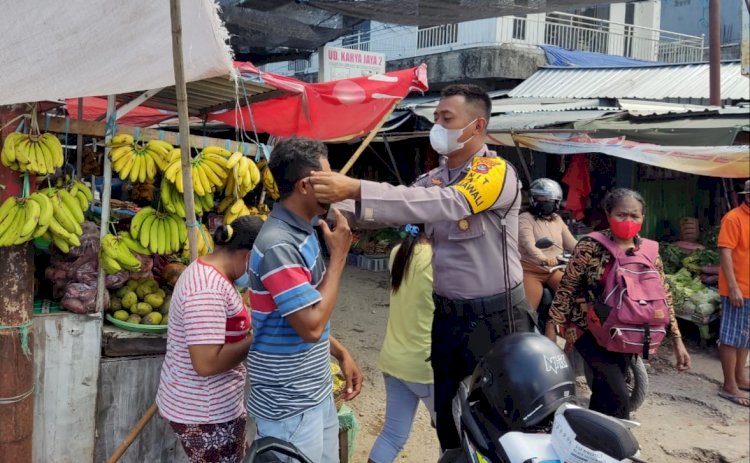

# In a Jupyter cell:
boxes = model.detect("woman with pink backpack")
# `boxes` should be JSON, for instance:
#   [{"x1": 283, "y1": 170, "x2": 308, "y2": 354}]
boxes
[{"x1": 545, "y1": 188, "x2": 691, "y2": 419}]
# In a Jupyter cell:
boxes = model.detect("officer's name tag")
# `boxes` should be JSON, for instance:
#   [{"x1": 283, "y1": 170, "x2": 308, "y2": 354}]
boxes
[{"x1": 452, "y1": 157, "x2": 507, "y2": 214}]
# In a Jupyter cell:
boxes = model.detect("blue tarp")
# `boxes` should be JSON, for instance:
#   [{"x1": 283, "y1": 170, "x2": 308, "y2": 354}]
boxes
[{"x1": 541, "y1": 45, "x2": 659, "y2": 68}]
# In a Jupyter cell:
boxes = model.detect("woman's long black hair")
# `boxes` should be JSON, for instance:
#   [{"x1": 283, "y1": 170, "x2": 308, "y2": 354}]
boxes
[{"x1": 391, "y1": 224, "x2": 426, "y2": 293}]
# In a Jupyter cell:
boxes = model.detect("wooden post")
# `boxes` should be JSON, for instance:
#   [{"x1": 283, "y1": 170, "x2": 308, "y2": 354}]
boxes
[
  {"x1": 170, "y1": 0, "x2": 198, "y2": 261},
  {"x1": 0, "y1": 244, "x2": 35, "y2": 463},
  {"x1": 76, "y1": 97, "x2": 84, "y2": 178},
  {"x1": 510, "y1": 133, "x2": 533, "y2": 186},
  {"x1": 95, "y1": 96, "x2": 116, "y2": 313},
  {"x1": 340, "y1": 101, "x2": 399, "y2": 176}
]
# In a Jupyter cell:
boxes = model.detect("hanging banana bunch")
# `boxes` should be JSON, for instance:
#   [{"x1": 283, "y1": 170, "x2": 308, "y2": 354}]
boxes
[
  {"x1": 224, "y1": 152, "x2": 261, "y2": 198},
  {"x1": 160, "y1": 178, "x2": 215, "y2": 218},
  {"x1": 163, "y1": 146, "x2": 230, "y2": 195},
  {"x1": 109, "y1": 134, "x2": 173, "y2": 183}
]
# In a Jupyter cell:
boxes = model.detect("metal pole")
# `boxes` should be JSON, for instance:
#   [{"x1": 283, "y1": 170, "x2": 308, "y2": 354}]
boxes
[
  {"x1": 76, "y1": 97, "x2": 83, "y2": 179},
  {"x1": 170, "y1": 0, "x2": 198, "y2": 261},
  {"x1": 510, "y1": 133, "x2": 534, "y2": 185},
  {"x1": 95, "y1": 95, "x2": 116, "y2": 314},
  {"x1": 709, "y1": 0, "x2": 721, "y2": 106},
  {"x1": 382, "y1": 134, "x2": 405, "y2": 185}
]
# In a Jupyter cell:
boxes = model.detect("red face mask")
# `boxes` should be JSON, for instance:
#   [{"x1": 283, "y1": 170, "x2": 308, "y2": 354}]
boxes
[{"x1": 609, "y1": 218, "x2": 642, "y2": 240}]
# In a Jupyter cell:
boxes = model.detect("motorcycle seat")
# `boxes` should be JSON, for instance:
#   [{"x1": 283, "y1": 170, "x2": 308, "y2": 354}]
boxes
[{"x1": 557, "y1": 407, "x2": 640, "y2": 460}]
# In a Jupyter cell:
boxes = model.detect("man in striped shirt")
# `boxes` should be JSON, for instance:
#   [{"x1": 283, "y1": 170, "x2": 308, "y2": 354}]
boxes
[{"x1": 248, "y1": 138, "x2": 359, "y2": 462}]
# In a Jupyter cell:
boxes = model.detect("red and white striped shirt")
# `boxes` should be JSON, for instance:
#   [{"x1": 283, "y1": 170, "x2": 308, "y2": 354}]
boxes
[{"x1": 156, "y1": 259, "x2": 249, "y2": 424}]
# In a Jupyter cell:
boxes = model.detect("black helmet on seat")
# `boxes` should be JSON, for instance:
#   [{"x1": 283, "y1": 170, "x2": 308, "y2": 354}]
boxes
[{"x1": 468, "y1": 333, "x2": 576, "y2": 431}]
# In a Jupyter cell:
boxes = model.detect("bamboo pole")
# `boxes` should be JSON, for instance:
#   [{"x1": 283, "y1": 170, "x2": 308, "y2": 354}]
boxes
[
  {"x1": 95, "y1": 96, "x2": 116, "y2": 314},
  {"x1": 76, "y1": 97, "x2": 83, "y2": 178},
  {"x1": 510, "y1": 132, "x2": 533, "y2": 186},
  {"x1": 170, "y1": 0, "x2": 198, "y2": 262},
  {"x1": 105, "y1": 403, "x2": 158, "y2": 463},
  {"x1": 339, "y1": 101, "x2": 400, "y2": 176}
]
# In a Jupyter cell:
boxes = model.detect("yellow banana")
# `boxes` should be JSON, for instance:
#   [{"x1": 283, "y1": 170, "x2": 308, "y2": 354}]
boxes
[
  {"x1": 129, "y1": 155, "x2": 141, "y2": 183},
  {"x1": 52, "y1": 194, "x2": 79, "y2": 234},
  {"x1": 15, "y1": 136, "x2": 31, "y2": 165},
  {"x1": 144, "y1": 153, "x2": 157, "y2": 180},
  {"x1": 0, "y1": 204, "x2": 21, "y2": 246},
  {"x1": 20, "y1": 200, "x2": 41, "y2": 238},
  {"x1": 226, "y1": 152, "x2": 243, "y2": 169},
  {"x1": 110, "y1": 145, "x2": 132, "y2": 163},
  {"x1": 52, "y1": 235, "x2": 71, "y2": 253},
  {"x1": 139, "y1": 214, "x2": 156, "y2": 250},
  {"x1": 202, "y1": 146, "x2": 231, "y2": 158},
  {"x1": 75, "y1": 190, "x2": 89, "y2": 211},
  {"x1": 1, "y1": 132, "x2": 23, "y2": 164},
  {"x1": 40, "y1": 133, "x2": 64, "y2": 168},
  {"x1": 0, "y1": 197, "x2": 17, "y2": 224},
  {"x1": 99, "y1": 251, "x2": 122, "y2": 273},
  {"x1": 247, "y1": 158, "x2": 261, "y2": 187},
  {"x1": 149, "y1": 217, "x2": 162, "y2": 255},
  {"x1": 117, "y1": 154, "x2": 136, "y2": 181},
  {"x1": 177, "y1": 217, "x2": 187, "y2": 245},
  {"x1": 167, "y1": 215, "x2": 180, "y2": 253},
  {"x1": 199, "y1": 161, "x2": 224, "y2": 189},
  {"x1": 58, "y1": 189, "x2": 84, "y2": 224},
  {"x1": 164, "y1": 159, "x2": 181, "y2": 183},
  {"x1": 118, "y1": 231, "x2": 151, "y2": 255},
  {"x1": 130, "y1": 206, "x2": 155, "y2": 239},
  {"x1": 110, "y1": 134, "x2": 134, "y2": 146},
  {"x1": 75, "y1": 181, "x2": 93, "y2": 202}
]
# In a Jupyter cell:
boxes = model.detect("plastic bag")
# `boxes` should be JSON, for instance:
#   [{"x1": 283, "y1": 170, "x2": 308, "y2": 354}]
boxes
[
  {"x1": 62, "y1": 282, "x2": 107, "y2": 314},
  {"x1": 68, "y1": 221, "x2": 101, "y2": 258}
]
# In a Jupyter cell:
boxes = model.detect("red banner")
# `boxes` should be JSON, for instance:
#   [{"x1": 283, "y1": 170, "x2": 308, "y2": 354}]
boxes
[
  {"x1": 65, "y1": 97, "x2": 175, "y2": 128},
  {"x1": 211, "y1": 63, "x2": 429, "y2": 141}
]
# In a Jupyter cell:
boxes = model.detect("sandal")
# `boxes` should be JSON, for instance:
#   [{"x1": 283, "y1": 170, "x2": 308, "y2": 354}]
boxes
[{"x1": 718, "y1": 390, "x2": 750, "y2": 407}]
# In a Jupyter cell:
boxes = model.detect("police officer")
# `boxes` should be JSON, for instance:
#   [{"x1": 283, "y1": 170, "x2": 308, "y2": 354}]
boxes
[{"x1": 309, "y1": 84, "x2": 533, "y2": 458}]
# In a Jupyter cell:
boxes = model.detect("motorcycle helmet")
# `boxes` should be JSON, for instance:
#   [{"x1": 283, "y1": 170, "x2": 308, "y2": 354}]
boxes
[
  {"x1": 529, "y1": 178, "x2": 563, "y2": 212},
  {"x1": 468, "y1": 333, "x2": 576, "y2": 432}
]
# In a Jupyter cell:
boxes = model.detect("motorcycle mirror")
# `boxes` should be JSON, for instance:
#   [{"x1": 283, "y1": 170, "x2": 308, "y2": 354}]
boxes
[{"x1": 535, "y1": 238, "x2": 554, "y2": 249}]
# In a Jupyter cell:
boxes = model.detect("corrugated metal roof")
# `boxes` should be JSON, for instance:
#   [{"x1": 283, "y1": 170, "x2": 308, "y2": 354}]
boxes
[
  {"x1": 509, "y1": 62, "x2": 750, "y2": 102},
  {"x1": 487, "y1": 110, "x2": 616, "y2": 131}
]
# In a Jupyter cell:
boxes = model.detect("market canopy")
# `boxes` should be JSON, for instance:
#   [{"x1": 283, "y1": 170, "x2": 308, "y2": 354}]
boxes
[
  {"x1": 0, "y1": 0, "x2": 235, "y2": 106},
  {"x1": 488, "y1": 132, "x2": 750, "y2": 178},
  {"x1": 209, "y1": 63, "x2": 429, "y2": 141}
]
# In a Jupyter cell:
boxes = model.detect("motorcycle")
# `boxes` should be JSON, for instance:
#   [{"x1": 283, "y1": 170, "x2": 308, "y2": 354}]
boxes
[
  {"x1": 244, "y1": 437, "x2": 314, "y2": 463},
  {"x1": 533, "y1": 237, "x2": 648, "y2": 413},
  {"x1": 443, "y1": 332, "x2": 645, "y2": 463}
]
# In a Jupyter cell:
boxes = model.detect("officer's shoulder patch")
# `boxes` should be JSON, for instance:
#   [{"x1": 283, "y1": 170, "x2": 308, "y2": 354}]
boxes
[{"x1": 451, "y1": 157, "x2": 507, "y2": 214}]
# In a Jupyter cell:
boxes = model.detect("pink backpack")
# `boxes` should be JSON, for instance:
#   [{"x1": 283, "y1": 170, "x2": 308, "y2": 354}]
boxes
[{"x1": 586, "y1": 232, "x2": 671, "y2": 359}]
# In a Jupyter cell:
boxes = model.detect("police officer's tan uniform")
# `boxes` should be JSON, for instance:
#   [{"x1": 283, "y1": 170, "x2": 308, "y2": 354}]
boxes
[{"x1": 340, "y1": 145, "x2": 533, "y2": 451}]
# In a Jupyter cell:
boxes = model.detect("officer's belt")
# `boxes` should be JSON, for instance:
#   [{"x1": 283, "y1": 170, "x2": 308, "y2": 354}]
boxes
[{"x1": 433, "y1": 284, "x2": 525, "y2": 317}]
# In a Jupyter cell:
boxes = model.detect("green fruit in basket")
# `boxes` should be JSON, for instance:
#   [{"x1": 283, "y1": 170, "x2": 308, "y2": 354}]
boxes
[
  {"x1": 111, "y1": 297, "x2": 122, "y2": 311},
  {"x1": 126, "y1": 279, "x2": 140, "y2": 291},
  {"x1": 136, "y1": 279, "x2": 159, "y2": 299},
  {"x1": 144, "y1": 293, "x2": 164, "y2": 309},
  {"x1": 115, "y1": 287, "x2": 131, "y2": 299},
  {"x1": 126, "y1": 314, "x2": 142, "y2": 324},
  {"x1": 121, "y1": 291, "x2": 138, "y2": 309},
  {"x1": 160, "y1": 314, "x2": 169, "y2": 325},
  {"x1": 133, "y1": 302, "x2": 153, "y2": 316},
  {"x1": 113, "y1": 310, "x2": 129, "y2": 321},
  {"x1": 155, "y1": 288, "x2": 166, "y2": 300},
  {"x1": 142, "y1": 312, "x2": 163, "y2": 325}
]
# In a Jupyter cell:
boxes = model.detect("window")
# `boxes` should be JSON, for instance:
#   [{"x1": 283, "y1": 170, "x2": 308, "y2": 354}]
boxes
[
  {"x1": 417, "y1": 24, "x2": 459, "y2": 49},
  {"x1": 342, "y1": 21, "x2": 371, "y2": 51},
  {"x1": 674, "y1": 0, "x2": 691, "y2": 6},
  {"x1": 287, "y1": 59, "x2": 309, "y2": 73},
  {"x1": 513, "y1": 15, "x2": 527, "y2": 40}
]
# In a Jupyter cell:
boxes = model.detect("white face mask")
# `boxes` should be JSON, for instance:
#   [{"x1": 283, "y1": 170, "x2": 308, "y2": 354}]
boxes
[{"x1": 429, "y1": 119, "x2": 477, "y2": 155}]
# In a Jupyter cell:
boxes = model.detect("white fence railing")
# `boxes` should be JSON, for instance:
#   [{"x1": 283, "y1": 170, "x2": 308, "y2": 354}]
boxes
[{"x1": 270, "y1": 13, "x2": 704, "y2": 75}]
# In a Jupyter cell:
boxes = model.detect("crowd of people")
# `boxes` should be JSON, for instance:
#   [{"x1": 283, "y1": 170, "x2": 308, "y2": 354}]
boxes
[{"x1": 154, "y1": 84, "x2": 749, "y2": 463}]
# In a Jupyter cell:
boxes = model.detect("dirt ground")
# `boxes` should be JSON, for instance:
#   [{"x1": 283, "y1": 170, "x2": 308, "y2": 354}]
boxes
[{"x1": 331, "y1": 266, "x2": 750, "y2": 463}]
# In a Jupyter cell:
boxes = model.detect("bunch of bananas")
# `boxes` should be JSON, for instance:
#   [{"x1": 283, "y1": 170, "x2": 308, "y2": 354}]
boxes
[
  {"x1": 183, "y1": 223, "x2": 214, "y2": 257},
  {"x1": 130, "y1": 207, "x2": 187, "y2": 255},
  {"x1": 217, "y1": 197, "x2": 258, "y2": 225},
  {"x1": 1, "y1": 132, "x2": 64, "y2": 175},
  {"x1": 99, "y1": 233, "x2": 143, "y2": 274},
  {"x1": 0, "y1": 181, "x2": 93, "y2": 251},
  {"x1": 163, "y1": 147, "x2": 229, "y2": 195},
  {"x1": 43, "y1": 183, "x2": 93, "y2": 253},
  {"x1": 0, "y1": 193, "x2": 52, "y2": 247},
  {"x1": 109, "y1": 134, "x2": 173, "y2": 183},
  {"x1": 224, "y1": 152, "x2": 261, "y2": 197},
  {"x1": 160, "y1": 178, "x2": 214, "y2": 218},
  {"x1": 262, "y1": 167, "x2": 280, "y2": 200}
]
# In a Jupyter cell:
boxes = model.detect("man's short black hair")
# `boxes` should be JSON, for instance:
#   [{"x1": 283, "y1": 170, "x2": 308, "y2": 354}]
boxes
[
  {"x1": 268, "y1": 137, "x2": 328, "y2": 199},
  {"x1": 441, "y1": 84, "x2": 492, "y2": 123}
]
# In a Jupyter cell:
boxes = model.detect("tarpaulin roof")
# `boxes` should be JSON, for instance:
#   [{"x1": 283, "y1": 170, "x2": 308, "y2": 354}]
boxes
[
  {"x1": 223, "y1": 0, "x2": 624, "y2": 62},
  {"x1": 541, "y1": 46, "x2": 655, "y2": 68},
  {"x1": 0, "y1": 0, "x2": 235, "y2": 106},
  {"x1": 65, "y1": 98, "x2": 176, "y2": 128},
  {"x1": 573, "y1": 112, "x2": 750, "y2": 145},
  {"x1": 209, "y1": 63, "x2": 429, "y2": 141},
  {"x1": 488, "y1": 132, "x2": 750, "y2": 178}
]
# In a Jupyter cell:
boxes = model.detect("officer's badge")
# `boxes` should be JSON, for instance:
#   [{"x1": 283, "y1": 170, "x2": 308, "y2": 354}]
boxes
[{"x1": 458, "y1": 219, "x2": 470, "y2": 231}]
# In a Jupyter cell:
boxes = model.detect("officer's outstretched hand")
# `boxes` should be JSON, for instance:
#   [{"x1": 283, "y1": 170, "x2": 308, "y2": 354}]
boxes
[
  {"x1": 319, "y1": 208, "x2": 352, "y2": 263},
  {"x1": 309, "y1": 171, "x2": 362, "y2": 203}
]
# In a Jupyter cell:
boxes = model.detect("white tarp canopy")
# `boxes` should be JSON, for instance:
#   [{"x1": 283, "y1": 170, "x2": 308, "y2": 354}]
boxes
[{"x1": 0, "y1": 0, "x2": 235, "y2": 106}]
